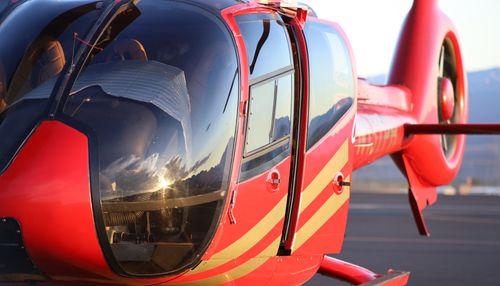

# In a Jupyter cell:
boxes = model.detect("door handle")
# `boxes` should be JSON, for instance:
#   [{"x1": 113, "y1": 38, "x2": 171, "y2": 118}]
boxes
[
  {"x1": 228, "y1": 188, "x2": 237, "y2": 224},
  {"x1": 339, "y1": 181, "x2": 351, "y2": 187},
  {"x1": 333, "y1": 172, "x2": 350, "y2": 194},
  {"x1": 266, "y1": 170, "x2": 281, "y2": 192}
]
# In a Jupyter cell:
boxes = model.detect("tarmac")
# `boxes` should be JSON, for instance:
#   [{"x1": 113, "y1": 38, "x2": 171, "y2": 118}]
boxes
[{"x1": 306, "y1": 192, "x2": 500, "y2": 286}]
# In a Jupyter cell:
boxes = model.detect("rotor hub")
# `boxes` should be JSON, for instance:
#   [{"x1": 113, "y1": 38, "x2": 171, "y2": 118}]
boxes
[{"x1": 439, "y1": 77, "x2": 455, "y2": 122}]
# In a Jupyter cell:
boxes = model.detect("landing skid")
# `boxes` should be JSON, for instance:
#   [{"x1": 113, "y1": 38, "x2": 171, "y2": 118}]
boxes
[{"x1": 318, "y1": 256, "x2": 410, "y2": 286}]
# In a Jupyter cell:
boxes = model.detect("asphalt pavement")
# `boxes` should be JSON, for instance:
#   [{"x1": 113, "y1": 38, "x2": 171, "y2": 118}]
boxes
[{"x1": 305, "y1": 192, "x2": 500, "y2": 286}]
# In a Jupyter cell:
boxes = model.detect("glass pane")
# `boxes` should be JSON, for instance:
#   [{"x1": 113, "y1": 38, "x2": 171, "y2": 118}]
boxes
[
  {"x1": 246, "y1": 80, "x2": 275, "y2": 153},
  {"x1": 236, "y1": 13, "x2": 292, "y2": 80},
  {"x1": 63, "y1": 1, "x2": 239, "y2": 276},
  {"x1": 0, "y1": 1, "x2": 9, "y2": 20},
  {"x1": 0, "y1": 1, "x2": 99, "y2": 172},
  {"x1": 0, "y1": 1, "x2": 99, "y2": 112},
  {"x1": 326, "y1": 33, "x2": 354, "y2": 100},
  {"x1": 305, "y1": 21, "x2": 354, "y2": 150},
  {"x1": 273, "y1": 73, "x2": 293, "y2": 141},
  {"x1": 0, "y1": 0, "x2": 27, "y2": 22}
]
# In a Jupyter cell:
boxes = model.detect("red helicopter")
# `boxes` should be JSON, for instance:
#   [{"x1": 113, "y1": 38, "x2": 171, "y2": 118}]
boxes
[{"x1": 1, "y1": 0, "x2": 499, "y2": 285}]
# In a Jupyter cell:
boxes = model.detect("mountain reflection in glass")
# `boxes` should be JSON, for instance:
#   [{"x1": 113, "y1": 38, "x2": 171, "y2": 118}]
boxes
[{"x1": 63, "y1": 1, "x2": 239, "y2": 275}]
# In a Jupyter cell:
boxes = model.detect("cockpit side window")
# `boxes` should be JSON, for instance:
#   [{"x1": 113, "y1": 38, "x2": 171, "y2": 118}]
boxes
[
  {"x1": 236, "y1": 12, "x2": 295, "y2": 181},
  {"x1": 304, "y1": 21, "x2": 355, "y2": 150},
  {"x1": 245, "y1": 73, "x2": 293, "y2": 154},
  {"x1": 237, "y1": 13, "x2": 293, "y2": 81}
]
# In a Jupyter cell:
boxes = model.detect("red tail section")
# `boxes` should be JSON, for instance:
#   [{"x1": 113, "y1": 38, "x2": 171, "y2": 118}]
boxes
[{"x1": 354, "y1": 0, "x2": 468, "y2": 235}]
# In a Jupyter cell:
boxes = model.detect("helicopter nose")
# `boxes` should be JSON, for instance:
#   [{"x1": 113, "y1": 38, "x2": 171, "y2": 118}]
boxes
[{"x1": 0, "y1": 120, "x2": 112, "y2": 283}]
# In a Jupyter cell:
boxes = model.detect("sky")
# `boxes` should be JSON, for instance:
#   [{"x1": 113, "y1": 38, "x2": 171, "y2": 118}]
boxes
[{"x1": 302, "y1": 0, "x2": 500, "y2": 77}]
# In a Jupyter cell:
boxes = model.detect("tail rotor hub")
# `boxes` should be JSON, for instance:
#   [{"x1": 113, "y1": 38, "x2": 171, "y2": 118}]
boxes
[{"x1": 439, "y1": 77, "x2": 455, "y2": 122}]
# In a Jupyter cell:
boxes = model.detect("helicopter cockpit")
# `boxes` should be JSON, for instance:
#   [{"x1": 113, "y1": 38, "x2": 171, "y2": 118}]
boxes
[{"x1": 0, "y1": 0, "x2": 239, "y2": 276}]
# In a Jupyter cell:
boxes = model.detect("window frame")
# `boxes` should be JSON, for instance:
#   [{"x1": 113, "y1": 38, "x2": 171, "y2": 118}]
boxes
[
  {"x1": 243, "y1": 68, "x2": 294, "y2": 159},
  {"x1": 234, "y1": 9, "x2": 297, "y2": 182}
]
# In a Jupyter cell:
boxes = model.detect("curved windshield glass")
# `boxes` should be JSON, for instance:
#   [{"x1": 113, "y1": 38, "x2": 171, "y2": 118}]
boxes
[
  {"x1": 0, "y1": 1, "x2": 100, "y2": 172},
  {"x1": 0, "y1": 0, "x2": 26, "y2": 23},
  {"x1": 63, "y1": 1, "x2": 239, "y2": 275},
  {"x1": 0, "y1": 1, "x2": 11, "y2": 20}
]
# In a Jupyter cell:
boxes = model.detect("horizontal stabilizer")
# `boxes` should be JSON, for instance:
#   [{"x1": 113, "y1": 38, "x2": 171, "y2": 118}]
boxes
[
  {"x1": 392, "y1": 152, "x2": 437, "y2": 236},
  {"x1": 405, "y1": 124, "x2": 500, "y2": 135}
]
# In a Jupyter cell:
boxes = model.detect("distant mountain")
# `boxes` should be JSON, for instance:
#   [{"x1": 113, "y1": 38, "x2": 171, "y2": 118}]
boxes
[
  {"x1": 356, "y1": 68, "x2": 500, "y2": 186},
  {"x1": 467, "y1": 68, "x2": 500, "y2": 123},
  {"x1": 365, "y1": 74, "x2": 386, "y2": 85}
]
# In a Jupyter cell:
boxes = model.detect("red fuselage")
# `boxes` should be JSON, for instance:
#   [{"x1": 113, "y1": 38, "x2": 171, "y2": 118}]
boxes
[{"x1": 0, "y1": 0, "x2": 466, "y2": 285}]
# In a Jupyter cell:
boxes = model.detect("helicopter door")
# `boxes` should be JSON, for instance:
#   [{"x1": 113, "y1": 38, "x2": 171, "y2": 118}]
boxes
[
  {"x1": 228, "y1": 12, "x2": 296, "y2": 258},
  {"x1": 287, "y1": 19, "x2": 356, "y2": 255}
]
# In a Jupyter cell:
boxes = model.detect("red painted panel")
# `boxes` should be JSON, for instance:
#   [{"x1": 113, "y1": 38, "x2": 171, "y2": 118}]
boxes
[
  {"x1": 0, "y1": 121, "x2": 111, "y2": 280},
  {"x1": 269, "y1": 255, "x2": 323, "y2": 286},
  {"x1": 173, "y1": 217, "x2": 284, "y2": 283},
  {"x1": 0, "y1": 121, "x2": 178, "y2": 285},
  {"x1": 294, "y1": 199, "x2": 350, "y2": 255},
  {"x1": 388, "y1": 0, "x2": 468, "y2": 186},
  {"x1": 291, "y1": 114, "x2": 354, "y2": 255},
  {"x1": 318, "y1": 256, "x2": 379, "y2": 285},
  {"x1": 288, "y1": 18, "x2": 356, "y2": 255},
  {"x1": 357, "y1": 79, "x2": 412, "y2": 112}
]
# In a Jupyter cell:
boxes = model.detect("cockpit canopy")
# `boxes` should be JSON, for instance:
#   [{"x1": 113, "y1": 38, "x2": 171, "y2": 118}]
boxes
[{"x1": 0, "y1": 0, "x2": 239, "y2": 276}]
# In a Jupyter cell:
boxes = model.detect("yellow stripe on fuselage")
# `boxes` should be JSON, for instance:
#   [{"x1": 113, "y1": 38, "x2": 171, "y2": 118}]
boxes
[
  {"x1": 187, "y1": 195, "x2": 287, "y2": 275},
  {"x1": 293, "y1": 177, "x2": 350, "y2": 251},
  {"x1": 300, "y1": 140, "x2": 349, "y2": 213},
  {"x1": 183, "y1": 139, "x2": 349, "y2": 279},
  {"x1": 170, "y1": 237, "x2": 281, "y2": 286}
]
